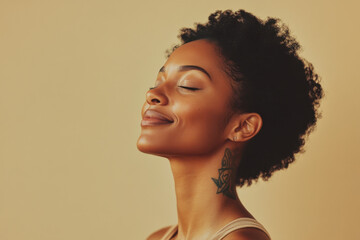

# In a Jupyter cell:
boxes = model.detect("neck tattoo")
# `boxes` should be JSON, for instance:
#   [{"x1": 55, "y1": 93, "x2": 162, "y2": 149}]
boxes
[{"x1": 211, "y1": 148, "x2": 237, "y2": 199}]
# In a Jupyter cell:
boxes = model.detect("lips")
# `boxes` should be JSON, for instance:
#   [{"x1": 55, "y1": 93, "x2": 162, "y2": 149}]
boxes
[{"x1": 141, "y1": 109, "x2": 174, "y2": 126}]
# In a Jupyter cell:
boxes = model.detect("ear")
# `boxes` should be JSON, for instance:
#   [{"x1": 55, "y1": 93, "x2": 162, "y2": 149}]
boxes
[{"x1": 226, "y1": 113, "x2": 263, "y2": 142}]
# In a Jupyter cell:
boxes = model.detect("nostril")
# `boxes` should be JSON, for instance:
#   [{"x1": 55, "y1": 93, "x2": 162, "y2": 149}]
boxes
[{"x1": 151, "y1": 98, "x2": 160, "y2": 103}]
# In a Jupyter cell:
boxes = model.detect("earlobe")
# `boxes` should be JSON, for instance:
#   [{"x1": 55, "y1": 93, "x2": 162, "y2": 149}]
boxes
[{"x1": 229, "y1": 113, "x2": 262, "y2": 142}]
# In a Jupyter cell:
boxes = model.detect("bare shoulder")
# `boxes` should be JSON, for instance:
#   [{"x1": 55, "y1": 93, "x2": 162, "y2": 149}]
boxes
[
  {"x1": 222, "y1": 227, "x2": 271, "y2": 240},
  {"x1": 146, "y1": 225, "x2": 173, "y2": 240}
]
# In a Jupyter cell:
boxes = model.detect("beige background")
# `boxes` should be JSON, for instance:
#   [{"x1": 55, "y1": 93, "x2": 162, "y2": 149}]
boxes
[{"x1": 1, "y1": 0, "x2": 359, "y2": 239}]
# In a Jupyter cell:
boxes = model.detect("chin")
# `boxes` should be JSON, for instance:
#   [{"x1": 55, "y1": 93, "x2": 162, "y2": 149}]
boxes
[
  {"x1": 137, "y1": 137, "x2": 165, "y2": 156},
  {"x1": 137, "y1": 138, "x2": 183, "y2": 159}
]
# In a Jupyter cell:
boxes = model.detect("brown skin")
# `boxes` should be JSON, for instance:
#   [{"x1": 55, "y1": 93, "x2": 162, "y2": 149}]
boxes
[{"x1": 137, "y1": 39, "x2": 267, "y2": 240}]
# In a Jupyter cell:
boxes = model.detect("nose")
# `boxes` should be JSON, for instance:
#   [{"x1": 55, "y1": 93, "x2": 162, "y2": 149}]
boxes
[{"x1": 146, "y1": 87, "x2": 169, "y2": 105}]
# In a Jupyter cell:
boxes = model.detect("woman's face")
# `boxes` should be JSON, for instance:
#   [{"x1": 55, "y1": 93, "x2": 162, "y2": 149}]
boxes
[{"x1": 137, "y1": 39, "x2": 235, "y2": 157}]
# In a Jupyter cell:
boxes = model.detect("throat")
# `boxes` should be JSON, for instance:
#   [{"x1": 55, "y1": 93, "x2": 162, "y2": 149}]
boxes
[{"x1": 168, "y1": 147, "x2": 242, "y2": 238}]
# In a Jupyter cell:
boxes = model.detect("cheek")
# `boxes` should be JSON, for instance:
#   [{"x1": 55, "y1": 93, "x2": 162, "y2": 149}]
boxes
[{"x1": 175, "y1": 105, "x2": 227, "y2": 153}]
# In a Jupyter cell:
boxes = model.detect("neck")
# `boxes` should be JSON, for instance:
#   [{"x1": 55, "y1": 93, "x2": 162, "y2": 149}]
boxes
[{"x1": 168, "y1": 146, "x2": 253, "y2": 240}]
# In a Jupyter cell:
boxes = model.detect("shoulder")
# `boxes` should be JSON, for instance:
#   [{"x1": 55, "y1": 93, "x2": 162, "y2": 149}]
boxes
[
  {"x1": 222, "y1": 227, "x2": 271, "y2": 240},
  {"x1": 146, "y1": 225, "x2": 173, "y2": 240}
]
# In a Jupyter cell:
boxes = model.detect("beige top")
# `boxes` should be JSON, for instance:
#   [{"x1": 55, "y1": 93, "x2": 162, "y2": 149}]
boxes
[{"x1": 160, "y1": 217, "x2": 271, "y2": 240}]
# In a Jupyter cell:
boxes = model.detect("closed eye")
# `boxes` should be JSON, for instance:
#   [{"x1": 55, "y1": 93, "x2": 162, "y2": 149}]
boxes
[
  {"x1": 148, "y1": 86, "x2": 201, "y2": 91},
  {"x1": 179, "y1": 86, "x2": 200, "y2": 91}
]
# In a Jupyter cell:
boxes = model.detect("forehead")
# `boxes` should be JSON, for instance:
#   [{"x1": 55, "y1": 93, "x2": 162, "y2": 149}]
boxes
[{"x1": 164, "y1": 39, "x2": 226, "y2": 78}]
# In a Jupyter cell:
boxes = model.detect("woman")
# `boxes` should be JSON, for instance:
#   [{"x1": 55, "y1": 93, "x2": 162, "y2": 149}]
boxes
[{"x1": 137, "y1": 9, "x2": 323, "y2": 240}]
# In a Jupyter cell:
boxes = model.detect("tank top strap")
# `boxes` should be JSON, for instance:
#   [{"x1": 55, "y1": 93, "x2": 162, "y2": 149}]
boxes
[
  {"x1": 160, "y1": 225, "x2": 178, "y2": 240},
  {"x1": 210, "y1": 217, "x2": 271, "y2": 240}
]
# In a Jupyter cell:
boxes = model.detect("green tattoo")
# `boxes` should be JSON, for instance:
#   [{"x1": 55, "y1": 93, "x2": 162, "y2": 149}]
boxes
[{"x1": 211, "y1": 148, "x2": 237, "y2": 199}]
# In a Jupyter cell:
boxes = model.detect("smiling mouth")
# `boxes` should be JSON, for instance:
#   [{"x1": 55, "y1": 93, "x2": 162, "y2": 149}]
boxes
[
  {"x1": 141, "y1": 109, "x2": 174, "y2": 126},
  {"x1": 141, "y1": 118, "x2": 174, "y2": 126}
]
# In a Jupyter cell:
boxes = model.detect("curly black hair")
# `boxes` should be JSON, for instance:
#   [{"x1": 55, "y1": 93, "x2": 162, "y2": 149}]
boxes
[{"x1": 167, "y1": 9, "x2": 324, "y2": 187}]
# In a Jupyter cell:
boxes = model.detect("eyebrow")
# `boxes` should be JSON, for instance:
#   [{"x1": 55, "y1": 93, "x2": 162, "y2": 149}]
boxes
[{"x1": 159, "y1": 65, "x2": 212, "y2": 81}]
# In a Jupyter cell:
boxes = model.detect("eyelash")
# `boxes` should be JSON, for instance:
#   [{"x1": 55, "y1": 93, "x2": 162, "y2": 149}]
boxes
[
  {"x1": 149, "y1": 86, "x2": 200, "y2": 91},
  {"x1": 179, "y1": 86, "x2": 200, "y2": 91}
]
